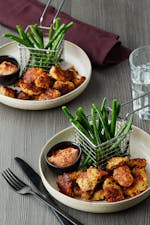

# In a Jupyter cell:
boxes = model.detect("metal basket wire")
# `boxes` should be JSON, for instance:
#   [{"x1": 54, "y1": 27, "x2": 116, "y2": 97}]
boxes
[{"x1": 18, "y1": 0, "x2": 65, "y2": 72}]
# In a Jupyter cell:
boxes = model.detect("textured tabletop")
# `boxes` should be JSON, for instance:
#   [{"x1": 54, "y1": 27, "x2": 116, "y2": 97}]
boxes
[{"x1": 0, "y1": 0, "x2": 149, "y2": 225}]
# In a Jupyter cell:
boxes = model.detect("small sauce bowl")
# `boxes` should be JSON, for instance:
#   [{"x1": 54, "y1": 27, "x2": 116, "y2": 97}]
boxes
[
  {"x1": 0, "y1": 55, "x2": 20, "y2": 85},
  {"x1": 46, "y1": 141, "x2": 82, "y2": 174}
]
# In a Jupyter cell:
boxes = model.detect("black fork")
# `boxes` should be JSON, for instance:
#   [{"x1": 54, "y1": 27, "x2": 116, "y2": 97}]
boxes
[{"x1": 2, "y1": 168, "x2": 83, "y2": 225}]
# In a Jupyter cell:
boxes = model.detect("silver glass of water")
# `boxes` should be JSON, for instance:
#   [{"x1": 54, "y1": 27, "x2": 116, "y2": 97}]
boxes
[{"x1": 129, "y1": 46, "x2": 150, "y2": 120}]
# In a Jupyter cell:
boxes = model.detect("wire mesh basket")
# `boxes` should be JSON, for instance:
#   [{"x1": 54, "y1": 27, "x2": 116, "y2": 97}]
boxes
[
  {"x1": 72, "y1": 93, "x2": 150, "y2": 168},
  {"x1": 73, "y1": 119, "x2": 130, "y2": 168},
  {"x1": 18, "y1": 31, "x2": 64, "y2": 72},
  {"x1": 18, "y1": 0, "x2": 65, "y2": 72}
]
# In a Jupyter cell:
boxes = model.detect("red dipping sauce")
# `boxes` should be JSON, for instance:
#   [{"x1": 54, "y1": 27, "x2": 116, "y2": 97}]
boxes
[
  {"x1": 48, "y1": 147, "x2": 79, "y2": 167},
  {"x1": 0, "y1": 61, "x2": 18, "y2": 75}
]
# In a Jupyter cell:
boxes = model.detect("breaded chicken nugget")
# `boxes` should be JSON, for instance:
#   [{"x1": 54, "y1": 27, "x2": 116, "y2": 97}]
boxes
[
  {"x1": 38, "y1": 88, "x2": 61, "y2": 100},
  {"x1": 49, "y1": 66, "x2": 74, "y2": 81},
  {"x1": 73, "y1": 187, "x2": 93, "y2": 200},
  {"x1": 34, "y1": 73, "x2": 54, "y2": 89},
  {"x1": 57, "y1": 173, "x2": 74, "y2": 197},
  {"x1": 113, "y1": 165, "x2": 134, "y2": 187},
  {"x1": 23, "y1": 67, "x2": 46, "y2": 84},
  {"x1": 57, "y1": 170, "x2": 83, "y2": 197},
  {"x1": 92, "y1": 189, "x2": 105, "y2": 201},
  {"x1": 106, "y1": 156, "x2": 129, "y2": 170},
  {"x1": 14, "y1": 78, "x2": 24, "y2": 88},
  {"x1": 103, "y1": 177, "x2": 125, "y2": 202},
  {"x1": 17, "y1": 91, "x2": 31, "y2": 100},
  {"x1": 72, "y1": 75, "x2": 86, "y2": 87},
  {"x1": 128, "y1": 158, "x2": 147, "y2": 168},
  {"x1": 53, "y1": 80, "x2": 75, "y2": 95},
  {"x1": 0, "y1": 86, "x2": 17, "y2": 98},
  {"x1": 76, "y1": 166, "x2": 108, "y2": 192},
  {"x1": 80, "y1": 191, "x2": 93, "y2": 200},
  {"x1": 19, "y1": 82, "x2": 42, "y2": 96},
  {"x1": 124, "y1": 167, "x2": 148, "y2": 197},
  {"x1": 73, "y1": 185, "x2": 82, "y2": 197}
]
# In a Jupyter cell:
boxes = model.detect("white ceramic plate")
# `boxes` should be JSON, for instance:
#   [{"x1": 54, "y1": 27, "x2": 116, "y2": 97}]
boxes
[
  {"x1": 39, "y1": 125, "x2": 150, "y2": 213},
  {"x1": 0, "y1": 41, "x2": 92, "y2": 110}
]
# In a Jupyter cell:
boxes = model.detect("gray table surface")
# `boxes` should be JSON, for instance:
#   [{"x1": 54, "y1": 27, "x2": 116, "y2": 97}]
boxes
[{"x1": 0, "y1": 0, "x2": 150, "y2": 225}]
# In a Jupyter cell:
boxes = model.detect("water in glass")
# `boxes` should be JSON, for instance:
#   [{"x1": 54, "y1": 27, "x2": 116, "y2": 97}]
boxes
[{"x1": 131, "y1": 62, "x2": 150, "y2": 120}]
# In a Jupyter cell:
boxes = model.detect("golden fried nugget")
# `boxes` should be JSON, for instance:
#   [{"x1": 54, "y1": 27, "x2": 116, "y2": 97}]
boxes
[
  {"x1": 92, "y1": 189, "x2": 105, "y2": 201},
  {"x1": 67, "y1": 66, "x2": 86, "y2": 87},
  {"x1": 19, "y1": 82, "x2": 42, "y2": 96},
  {"x1": 17, "y1": 91, "x2": 31, "y2": 100},
  {"x1": 106, "y1": 156, "x2": 129, "y2": 170},
  {"x1": 57, "y1": 173, "x2": 74, "y2": 197},
  {"x1": 14, "y1": 78, "x2": 23, "y2": 87},
  {"x1": 124, "y1": 167, "x2": 148, "y2": 197},
  {"x1": 49, "y1": 66, "x2": 74, "y2": 81},
  {"x1": 66, "y1": 66, "x2": 77, "y2": 74},
  {"x1": 74, "y1": 185, "x2": 92, "y2": 200},
  {"x1": 0, "y1": 86, "x2": 17, "y2": 98},
  {"x1": 57, "y1": 170, "x2": 83, "y2": 197},
  {"x1": 72, "y1": 76, "x2": 85, "y2": 87},
  {"x1": 128, "y1": 158, "x2": 147, "y2": 168},
  {"x1": 34, "y1": 73, "x2": 54, "y2": 89},
  {"x1": 103, "y1": 177, "x2": 125, "y2": 202},
  {"x1": 69, "y1": 170, "x2": 84, "y2": 180},
  {"x1": 73, "y1": 185, "x2": 82, "y2": 197},
  {"x1": 76, "y1": 167, "x2": 108, "y2": 192},
  {"x1": 113, "y1": 165, "x2": 134, "y2": 187},
  {"x1": 38, "y1": 88, "x2": 61, "y2": 100},
  {"x1": 80, "y1": 191, "x2": 93, "y2": 200},
  {"x1": 53, "y1": 80, "x2": 75, "y2": 95},
  {"x1": 23, "y1": 67, "x2": 46, "y2": 84}
]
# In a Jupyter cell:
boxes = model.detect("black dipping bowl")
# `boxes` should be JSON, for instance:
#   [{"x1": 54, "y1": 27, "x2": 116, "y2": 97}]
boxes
[
  {"x1": 0, "y1": 55, "x2": 20, "y2": 85},
  {"x1": 46, "y1": 141, "x2": 82, "y2": 174}
]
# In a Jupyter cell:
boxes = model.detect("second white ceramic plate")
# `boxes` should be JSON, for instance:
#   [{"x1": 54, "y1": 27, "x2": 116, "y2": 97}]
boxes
[
  {"x1": 39, "y1": 125, "x2": 150, "y2": 213},
  {"x1": 0, "y1": 41, "x2": 92, "y2": 110}
]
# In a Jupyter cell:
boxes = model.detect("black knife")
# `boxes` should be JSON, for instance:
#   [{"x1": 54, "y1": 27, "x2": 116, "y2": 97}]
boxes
[{"x1": 14, "y1": 157, "x2": 72, "y2": 225}]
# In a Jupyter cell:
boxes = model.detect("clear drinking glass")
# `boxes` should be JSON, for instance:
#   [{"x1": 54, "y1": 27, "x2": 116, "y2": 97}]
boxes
[{"x1": 129, "y1": 46, "x2": 150, "y2": 120}]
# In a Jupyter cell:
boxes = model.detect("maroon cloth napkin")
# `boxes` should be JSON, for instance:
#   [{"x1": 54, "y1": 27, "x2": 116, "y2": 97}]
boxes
[{"x1": 0, "y1": 0, "x2": 131, "y2": 65}]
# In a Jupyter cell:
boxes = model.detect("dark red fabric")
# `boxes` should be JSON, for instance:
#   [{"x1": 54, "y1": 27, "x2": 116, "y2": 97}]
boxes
[{"x1": 0, "y1": 0, "x2": 131, "y2": 65}]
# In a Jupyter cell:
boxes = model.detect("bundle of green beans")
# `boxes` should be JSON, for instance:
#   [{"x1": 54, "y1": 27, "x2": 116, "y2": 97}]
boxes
[
  {"x1": 3, "y1": 18, "x2": 74, "y2": 69},
  {"x1": 62, "y1": 98, "x2": 134, "y2": 168}
]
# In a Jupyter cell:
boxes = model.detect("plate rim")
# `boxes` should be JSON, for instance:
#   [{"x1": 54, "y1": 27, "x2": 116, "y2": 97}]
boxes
[
  {"x1": 39, "y1": 125, "x2": 150, "y2": 213},
  {"x1": 0, "y1": 40, "x2": 92, "y2": 109}
]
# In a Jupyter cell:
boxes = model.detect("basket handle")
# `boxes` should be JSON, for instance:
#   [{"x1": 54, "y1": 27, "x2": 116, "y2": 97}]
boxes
[
  {"x1": 107, "y1": 92, "x2": 150, "y2": 119},
  {"x1": 40, "y1": 0, "x2": 65, "y2": 27},
  {"x1": 122, "y1": 91, "x2": 150, "y2": 119}
]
